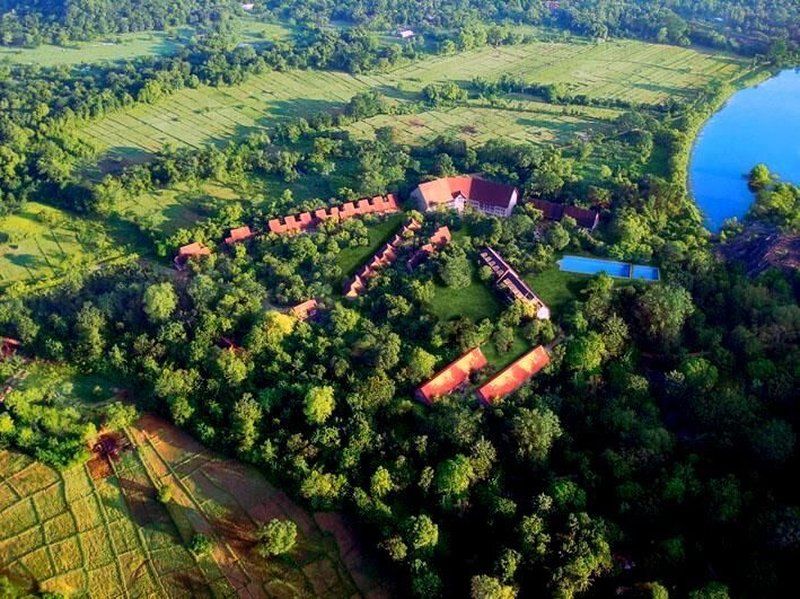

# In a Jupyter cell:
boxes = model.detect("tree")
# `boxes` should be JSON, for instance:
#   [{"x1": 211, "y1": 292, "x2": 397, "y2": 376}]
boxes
[
  {"x1": 564, "y1": 332, "x2": 606, "y2": 373},
  {"x1": 188, "y1": 533, "x2": 213, "y2": 556},
  {"x1": 304, "y1": 386, "x2": 335, "y2": 425},
  {"x1": 435, "y1": 454, "x2": 475, "y2": 504},
  {"x1": 256, "y1": 519, "x2": 297, "y2": 557},
  {"x1": 748, "y1": 163, "x2": 772, "y2": 190},
  {"x1": 143, "y1": 282, "x2": 178, "y2": 323},
  {"x1": 471, "y1": 575, "x2": 517, "y2": 599},
  {"x1": 405, "y1": 514, "x2": 439, "y2": 551},
  {"x1": 511, "y1": 407, "x2": 562, "y2": 463},
  {"x1": 439, "y1": 247, "x2": 472, "y2": 289},
  {"x1": 104, "y1": 402, "x2": 137, "y2": 431},
  {"x1": 370, "y1": 466, "x2": 394, "y2": 498},
  {"x1": 157, "y1": 484, "x2": 172, "y2": 504},
  {"x1": 231, "y1": 394, "x2": 262, "y2": 454},
  {"x1": 406, "y1": 347, "x2": 437, "y2": 384},
  {"x1": 635, "y1": 285, "x2": 694, "y2": 348},
  {"x1": 550, "y1": 513, "x2": 611, "y2": 598}
]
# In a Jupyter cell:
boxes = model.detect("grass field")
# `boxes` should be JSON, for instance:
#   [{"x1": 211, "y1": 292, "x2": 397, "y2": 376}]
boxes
[
  {"x1": 78, "y1": 38, "x2": 749, "y2": 165},
  {"x1": 0, "y1": 19, "x2": 293, "y2": 67},
  {"x1": 347, "y1": 100, "x2": 621, "y2": 146},
  {"x1": 0, "y1": 365, "x2": 385, "y2": 597},
  {"x1": 0, "y1": 202, "x2": 133, "y2": 291}
]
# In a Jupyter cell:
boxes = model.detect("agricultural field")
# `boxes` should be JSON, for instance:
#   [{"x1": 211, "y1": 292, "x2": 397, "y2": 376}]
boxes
[
  {"x1": 78, "y1": 38, "x2": 749, "y2": 166},
  {"x1": 0, "y1": 202, "x2": 133, "y2": 291},
  {"x1": 347, "y1": 100, "x2": 621, "y2": 146},
  {"x1": 0, "y1": 400, "x2": 384, "y2": 597}
]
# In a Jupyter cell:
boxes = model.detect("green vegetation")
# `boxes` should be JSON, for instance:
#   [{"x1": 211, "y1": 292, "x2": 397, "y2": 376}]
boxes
[
  {"x1": 336, "y1": 213, "x2": 406, "y2": 276},
  {"x1": 1, "y1": 2, "x2": 798, "y2": 597}
]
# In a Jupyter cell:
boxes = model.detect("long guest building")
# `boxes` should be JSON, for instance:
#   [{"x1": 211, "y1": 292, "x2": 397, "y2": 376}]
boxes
[
  {"x1": 479, "y1": 247, "x2": 550, "y2": 320},
  {"x1": 415, "y1": 347, "x2": 488, "y2": 404},
  {"x1": 412, "y1": 175, "x2": 519, "y2": 218},
  {"x1": 476, "y1": 345, "x2": 550, "y2": 405}
]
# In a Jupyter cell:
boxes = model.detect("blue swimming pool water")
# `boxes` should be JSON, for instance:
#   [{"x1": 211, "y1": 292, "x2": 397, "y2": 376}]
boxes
[
  {"x1": 631, "y1": 265, "x2": 660, "y2": 281},
  {"x1": 558, "y1": 255, "x2": 660, "y2": 281}
]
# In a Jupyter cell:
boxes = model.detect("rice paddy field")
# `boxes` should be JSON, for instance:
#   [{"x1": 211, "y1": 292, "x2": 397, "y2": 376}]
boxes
[
  {"x1": 78, "y1": 38, "x2": 749, "y2": 166},
  {"x1": 0, "y1": 364, "x2": 384, "y2": 597}
]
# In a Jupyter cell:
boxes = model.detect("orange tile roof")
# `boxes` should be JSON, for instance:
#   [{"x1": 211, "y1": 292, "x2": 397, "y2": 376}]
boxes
[
  {"x1": 343, "y1": 218, "x2": 419, "y2": 298},
  {"x1": 178, "y1": 242, "x2": 211, "y2": 257},
  {"x1": 407, "y1": 226, "x2": 452, "y2": 271},
  {"x1": 1, "y1": 337, "x2": 21, "y2": 359},
  {"x1": 476, "y1": 346, "x2": 550, "y2": 405},
  {"x1": 416, "y1": 176, "x2": 517, "y2": 211},
  {"x1": 291, "y1": 299, "x2": 319, "y2": 320},
  {"x1": 225, "y1": 225, "x2": 254, "y2": 245},
  {"x1": 265, "y1": 194, "x2": 400, "y2": 236},
  {"x1": 416, "y1": 347, "x2": 488, "y2": 404}
]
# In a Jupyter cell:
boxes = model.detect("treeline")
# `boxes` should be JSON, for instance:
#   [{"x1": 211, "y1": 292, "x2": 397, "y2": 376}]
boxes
[
  {"x1": 0, "y1": 0, "x2": 236, "y2": 46},
  {"x1": 747, "y1": 164, "x2": 800, "y2": 231},
  {"x1": 265, "y1": 0, "x2": 800, "y2": 56}
]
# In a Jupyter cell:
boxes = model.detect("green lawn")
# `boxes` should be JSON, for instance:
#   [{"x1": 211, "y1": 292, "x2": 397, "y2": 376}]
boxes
[
  {"x1": 336, "y1": 213, "x2": 407, "y2": 276},
  {"x1": 0, "y1": 202, "x2": 133, "y2": 291},
  {"x1": 525, "y1": 266, "x2": 587, "y2": 315},
  {"x1": 429, "y1": 271, "x2": 501, "y2": 322}
]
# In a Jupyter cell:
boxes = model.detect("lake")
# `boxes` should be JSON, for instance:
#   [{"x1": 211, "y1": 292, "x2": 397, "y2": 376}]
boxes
[{"x1": 689, "y1": 69, "x2": 800, "y2": 231}]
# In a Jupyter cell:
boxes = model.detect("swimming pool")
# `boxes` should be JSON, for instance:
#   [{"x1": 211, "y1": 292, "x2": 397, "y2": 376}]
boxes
[{"x1": 558, "y1": 255, "x2": 660, "y2": 281}]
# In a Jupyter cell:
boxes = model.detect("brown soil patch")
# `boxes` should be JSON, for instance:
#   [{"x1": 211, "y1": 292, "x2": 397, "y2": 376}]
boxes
[
  {"x1": 461, "y1": 124, "x2": 479, "y2": 135},
  {"x1": 409, "y1": 118, "x2": 425, "y2": 127},
  {"x1": 130, "y1": 414, "x2": 392, "y2": 598}
]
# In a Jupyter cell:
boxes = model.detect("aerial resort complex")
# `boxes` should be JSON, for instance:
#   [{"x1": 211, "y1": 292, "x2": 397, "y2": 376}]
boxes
[{"x1": 1, "y1": 1, "x2": 798, "y2": 597}]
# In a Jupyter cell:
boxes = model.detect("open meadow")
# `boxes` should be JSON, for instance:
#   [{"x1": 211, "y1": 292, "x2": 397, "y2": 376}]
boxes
[
  {"x1": 0, "y1": 19, "x2": 293, "y2": 67},
  {"x1": 0, "y1": 202, "x2": 135, "y2": 292},
  {"x1": 78, "y1": 38, "x2": 749, "y2": 166}
]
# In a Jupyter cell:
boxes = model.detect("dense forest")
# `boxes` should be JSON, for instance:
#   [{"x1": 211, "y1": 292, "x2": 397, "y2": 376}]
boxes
[
  {"x1": 3, "y1": 0, "x2": 800, "y2": 59},
  {"x1": 0, "y1": 0, "x2": 235, "y2": 45},
  {"x1": 0, "y1": 1, "x2": 799, "y2": 598}
]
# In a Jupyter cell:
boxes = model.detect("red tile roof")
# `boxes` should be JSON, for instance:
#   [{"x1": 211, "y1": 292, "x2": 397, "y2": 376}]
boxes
[
  {"x1": 1, "y1": 337, "x2": 21, "y2": 359},
  {"x1": 344, "y1": 218, "x2": 419, "y2": 298},
  {"x1": 266, "y1": 194, "x2": 400, "y2": 236},
  {"x1": 416, "y1": 347, "x2": 488, "y2": 404},
  {"x1": 416, "y1": 176, "x2": 517, "y2": 211},
  {"x1": 291, "y1": 299, "x2": 319, "y2": 321},
  {"x1": 476, "y1": 346, "x2": 550, "y2": 405},
  {"x1": 531, "y1": 198, "x2": 599, "y2": 230},
  {"x1": 407, "y1": 226, "x2": 452, "y2": 271},
  {"x1": 225, "y1": 225, "x2": 254, "y2": 245},
  {"x1": 174, "y1": 242, "x2": 211, "y2": 269}
]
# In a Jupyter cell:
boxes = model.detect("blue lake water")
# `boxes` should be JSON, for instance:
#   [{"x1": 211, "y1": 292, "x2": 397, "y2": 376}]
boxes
[{"x1": 690, "y1": 69, "x2": 800, "y2": 231}]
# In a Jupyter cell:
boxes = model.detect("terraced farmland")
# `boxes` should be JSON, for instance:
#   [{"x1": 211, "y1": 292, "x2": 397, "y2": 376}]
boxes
[
  {"x1": 0, "y1": 413, "x2": 384, "y2": 597},
  {"x1": 79, "y1": 38, "x2": 749, "y2": 165}
]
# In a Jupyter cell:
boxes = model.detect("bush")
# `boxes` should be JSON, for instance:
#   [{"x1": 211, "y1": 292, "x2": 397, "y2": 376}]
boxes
[{"x1": 256, "y1": 518, "x2": 298, "y2": 557}]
